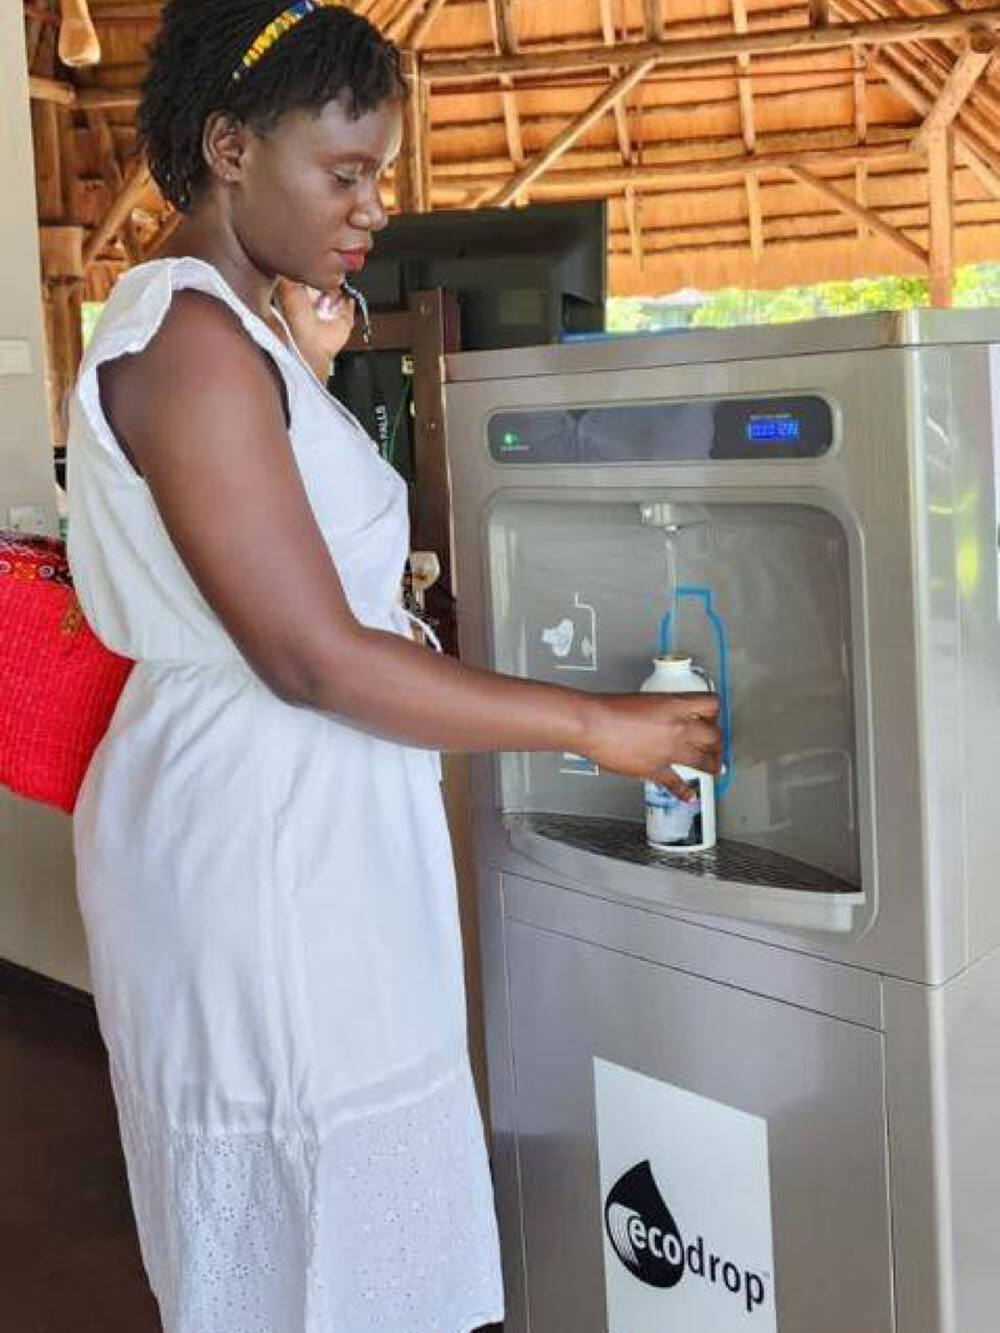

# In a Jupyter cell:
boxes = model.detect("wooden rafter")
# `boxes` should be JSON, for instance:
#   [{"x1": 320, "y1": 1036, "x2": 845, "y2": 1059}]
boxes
[
  {"x1": 600, "y1": 0, "x2": 640, "y2": 264},
  {"x1": 869, "y1": 46, "x2": 1000, "y2": 198},
  {"x1": 853, "y1": 52, "x2": 868, "y2": 240},
  {"x1": 834, "y1": 0, "x2": 1000, "y2": 156},
  {"x1": 29, "y1": 75, "x2": 76, "y2": 107},
  {"x1": 482, "y1": 59, "x2": 658, "y2": 207},
  {"x1": 911, "y1": 33, "x2": 997, "y2": 158},
  {"x1": 786, "y1": 162, "x2": 928, "y2": 261},
  {"x1": 731, "y1": 0, "x2": 764, "y2": 260},
  {"x1": 448, "y1": 134, "x2": 914, "y2": 197},
  {"x1": 408, "y1": 0, "x2": 452, "y2": 49},
  {"x1": 82, "y1": 155, "x2": 151, "y2": 269},
  {"x1": 809, "y1": 0, "x2": 831, "y2": 25},
  {"x1": 643, "y1": 0, "x2": 665, "y2": 42},
  {"x1": 485, "y1": 0, "x2": 525, "y2": 206},
  {"x1": 385, "y1": 0, "x2": 428, "y2": 40},
  {"x1": 624, "y1": 187, "x2": 644, "y2": 266},
  {"x1": 85, "y1": 110, "x2": 141, "y2": 263},
  {"x1": 927, "y1": 127, "x2": 954, "y2": 304},
  {"x1": 599, "y1": 0, "x2": 632, "y2": 163},
  {"x1": 422, "y1": 8, "x2": 1000, "y2": 81},
  {"x1": 605, "y1": 192, "x2": 1000, "y2": 251}
]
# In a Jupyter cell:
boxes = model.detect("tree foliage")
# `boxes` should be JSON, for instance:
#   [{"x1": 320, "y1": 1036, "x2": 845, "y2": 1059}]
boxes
[{"x1": 605, "y1": 263, "x2": 1000, "y2": 333}]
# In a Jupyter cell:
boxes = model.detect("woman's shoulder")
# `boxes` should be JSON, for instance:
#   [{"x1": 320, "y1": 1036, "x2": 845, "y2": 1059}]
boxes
[{"x1": 83, "y1": 257, "x2": 258, "y2": 368}]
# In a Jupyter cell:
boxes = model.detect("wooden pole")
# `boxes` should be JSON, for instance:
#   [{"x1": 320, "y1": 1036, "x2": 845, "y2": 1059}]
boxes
[
  {"x1": 483, "y1": 59, "x2": 657, "y2": 207},
  {"x1": 396, "y1": 52, "x2": 430, "y2": 212},
  {"x1": 422, "y1": 8, "x2": 1000, "y2": 82},
  {"x1": 911, "y1": 34, "x2": 997, "y2": 159},
  {"x1": 927, "y1": 128, "x2": 955, "y2": 306},
  {"x1": 786, "y1": 162, "x2": 928, "y2": 262},
  {"x1": 32, "y1": 104, "x2": 64, "y2": 222},
  {"x1": 82, "y1": 157, "x2": 152, "y2": 269}
]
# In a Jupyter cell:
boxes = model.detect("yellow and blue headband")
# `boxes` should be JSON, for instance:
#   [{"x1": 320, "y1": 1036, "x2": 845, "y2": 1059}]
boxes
[{"x1": 232, "y1": 0, "x2": 333, "y2": 82}]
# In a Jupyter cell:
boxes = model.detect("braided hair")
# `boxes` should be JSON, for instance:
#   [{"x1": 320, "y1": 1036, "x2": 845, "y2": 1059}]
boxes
[{"x1": 140, "y1": 0, "x2": 406, "y2": 212}]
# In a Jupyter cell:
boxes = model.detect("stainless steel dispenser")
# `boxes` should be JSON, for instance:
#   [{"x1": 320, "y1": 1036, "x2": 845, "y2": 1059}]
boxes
[{"x1": 445, "y1": 312, "x2": 1000, "y2": 1333}]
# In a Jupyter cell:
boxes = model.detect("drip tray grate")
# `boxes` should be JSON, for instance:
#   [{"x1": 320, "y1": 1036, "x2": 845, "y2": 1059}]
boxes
[{"x1": 518, "y1": 813, "x2": 860, "y2": 897}]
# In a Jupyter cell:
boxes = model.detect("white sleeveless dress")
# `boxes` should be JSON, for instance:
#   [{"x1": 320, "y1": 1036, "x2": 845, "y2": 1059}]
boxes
[{"x1": 65, "y1": 257, "x2": 503, "y2": 1333}]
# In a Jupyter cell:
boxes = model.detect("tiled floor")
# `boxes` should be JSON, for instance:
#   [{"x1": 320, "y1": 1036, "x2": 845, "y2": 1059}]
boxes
[{"x1": 0, "y1": 960, "x2": 503, "y2": 1333}]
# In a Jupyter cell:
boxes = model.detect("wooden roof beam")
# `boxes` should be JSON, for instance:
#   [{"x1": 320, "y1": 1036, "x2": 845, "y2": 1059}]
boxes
[
  {"x1": 483, "y1": 0, "x2": 525, "y2": 205},
  {"x1": 870, "y1": 46, "x2": 1000, "y2": 198},
  {"x1": 834, "y1": 0, "x2": 1000, "y2": 147},
  {"x1": 603, "y1": 0, "x2": 640, "y2": 264},
  {"x1": 29, "y1": 75, "x2": 76, "y2": 107},
  {"x1": 853, "y1": 52, "x2": 868, "y2": 241},
  {"x1": 408, "y1": 0, "x2": 452, "y2": 49},
  {"x1": 911, "y1": 33, "x2": 997, "y2": 158},
  {"x1": 730, "y1": 0, "x2": 763, "y2": 261},
  {"x1": 447, "y1": 135, "x2": 914, "y2": 195},
  {"x1": 482, "y1": 59, "x2": 658, "y2": 207},
  {"x1": 385, "y1": 0, "x2": 430, "y2": 41},
  {"x1": 422, "y1": 8, "x2": 1000, "y2": 81},
  {"x1": 599, "y1": 0, "x2": 633, "y2": 164},
  {"x1": 624, "y1": 187, "x2": 644, "y2": 268},
  {"x1": 785, "y1": 162, "x2": 929, "y2": 262},
  {"x1": 643, "y1": 0, "x2": 666, "y2": 42},
  {"x1": 82, "y1": 156, "x2": 151, "y2": 270},
  {"x1": 85, "y1": 109, "x2": 141, "y2": 263}
]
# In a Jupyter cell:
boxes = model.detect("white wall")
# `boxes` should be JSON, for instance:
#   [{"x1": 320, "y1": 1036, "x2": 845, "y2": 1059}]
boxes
[{"x1": 0, "y1": 6, "x2": 91, "y2": 990}]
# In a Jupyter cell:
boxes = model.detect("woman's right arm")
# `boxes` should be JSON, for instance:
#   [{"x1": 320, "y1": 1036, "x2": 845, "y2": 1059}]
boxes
[{"x1": 97, "y1": 292, "x2": 720, "y2": 793}]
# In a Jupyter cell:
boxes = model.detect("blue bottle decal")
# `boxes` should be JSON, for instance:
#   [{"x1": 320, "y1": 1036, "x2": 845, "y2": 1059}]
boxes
[{"x1": 659, "y1": 586, "x2": 732, "y2": 796}]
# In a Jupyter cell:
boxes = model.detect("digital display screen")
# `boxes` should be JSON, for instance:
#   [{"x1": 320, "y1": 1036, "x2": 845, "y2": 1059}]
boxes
[
  {"x1": 747, "y1": 416, "x2": 802, "y2": 442},
  {"x1": 487, "y1": 395, "x2": 832, "y2": 463}
]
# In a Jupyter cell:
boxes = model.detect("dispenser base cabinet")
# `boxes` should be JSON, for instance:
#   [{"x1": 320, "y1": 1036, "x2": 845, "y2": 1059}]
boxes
[{"x1": 488, "y1": 873, "x2": 1000, "y2": 1333}]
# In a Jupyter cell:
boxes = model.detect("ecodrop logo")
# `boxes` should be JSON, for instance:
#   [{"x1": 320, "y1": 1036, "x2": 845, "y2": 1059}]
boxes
[{"x1": 604, "y1": 1160, "x2": 769, "y2": 1316}]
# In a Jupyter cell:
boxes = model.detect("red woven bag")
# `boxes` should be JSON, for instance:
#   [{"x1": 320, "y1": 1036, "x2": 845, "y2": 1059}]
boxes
[{"x1": 0, "y1": 531, "x2": 134, "y2": 813}]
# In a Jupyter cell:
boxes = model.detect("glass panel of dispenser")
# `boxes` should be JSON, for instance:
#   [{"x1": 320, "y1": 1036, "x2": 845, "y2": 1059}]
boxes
[{"x1": 488, "y1": 497, "x2": 859, "y2": 888}]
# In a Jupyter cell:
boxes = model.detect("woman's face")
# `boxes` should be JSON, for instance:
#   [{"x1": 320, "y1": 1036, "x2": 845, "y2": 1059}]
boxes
[{"x1": 224, "y1": 94, "x2": 402, "y2": 292}]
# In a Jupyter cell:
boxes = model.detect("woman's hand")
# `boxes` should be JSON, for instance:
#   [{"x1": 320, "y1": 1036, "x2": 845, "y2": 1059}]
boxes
[
  {"x1": 581, "y1": 692, "x2": 723, "y2": 798},
  {"x1": 274, "y1": 278, "x2": 357, "y2": 380}
]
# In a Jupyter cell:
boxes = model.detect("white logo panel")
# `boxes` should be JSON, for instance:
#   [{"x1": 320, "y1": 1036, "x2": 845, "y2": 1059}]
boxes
[{"x1": 595, "y1": 1057, "x2": 777, "y2": 1333}]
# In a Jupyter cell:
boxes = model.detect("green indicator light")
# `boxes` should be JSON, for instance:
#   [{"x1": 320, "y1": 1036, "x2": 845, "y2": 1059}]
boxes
[{"x1": 502, "y1": 430, "x2": 520, "y2": 447}]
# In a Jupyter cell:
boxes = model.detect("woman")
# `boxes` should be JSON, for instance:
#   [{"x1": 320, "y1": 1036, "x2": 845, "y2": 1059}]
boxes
[{"x1": 65, "y1": 2, "x2": 722, "y2": 1330}]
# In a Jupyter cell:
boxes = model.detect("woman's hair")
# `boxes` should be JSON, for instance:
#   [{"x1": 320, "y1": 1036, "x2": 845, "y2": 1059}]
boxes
[{"x1": 139, "y1": 0, "x2": 406, "y2": 211}]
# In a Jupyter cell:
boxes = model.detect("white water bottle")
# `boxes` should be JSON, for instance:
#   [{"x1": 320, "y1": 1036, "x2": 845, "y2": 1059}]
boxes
[{"x1": 640, "y1": 655, "x2": 717, "y2": 853}]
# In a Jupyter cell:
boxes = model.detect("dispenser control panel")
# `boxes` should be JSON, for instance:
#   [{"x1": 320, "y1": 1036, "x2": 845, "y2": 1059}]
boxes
[{"x1": 488, "y1": 394, "x2": 833, "y2": 464}]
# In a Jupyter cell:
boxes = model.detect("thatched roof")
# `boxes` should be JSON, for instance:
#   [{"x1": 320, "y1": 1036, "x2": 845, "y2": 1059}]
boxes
[{"x1": 25, "y1": 0, "x2": 1000, "y2": 305}]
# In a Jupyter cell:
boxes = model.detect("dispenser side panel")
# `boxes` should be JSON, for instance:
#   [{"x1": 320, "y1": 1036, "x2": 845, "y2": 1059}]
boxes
[{"x1": 954, "y1": 346, "x2": 1000, "y2": 961}]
